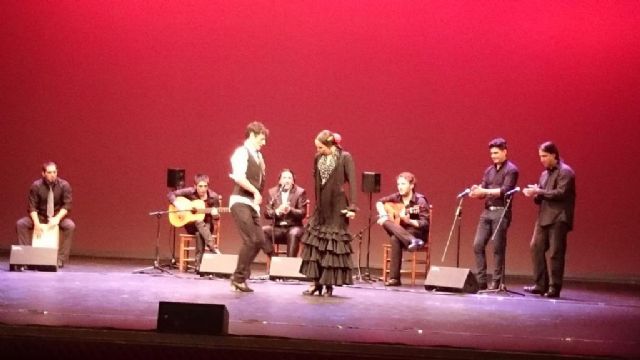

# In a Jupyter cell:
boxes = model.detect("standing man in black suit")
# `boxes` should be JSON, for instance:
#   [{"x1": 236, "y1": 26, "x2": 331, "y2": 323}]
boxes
[
  {"x1": 262, "y1": 169, "x2": 308, "y2": 257},
  {"x1": 523, "y1": 141, "x2": 576, "y2": 298}
]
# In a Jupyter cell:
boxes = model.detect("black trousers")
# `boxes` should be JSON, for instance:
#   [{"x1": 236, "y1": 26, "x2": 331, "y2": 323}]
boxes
[
  {"x1": 230, "y1": 203, "x2": 268, "y2": 283},
  {"x1": 16, "y1": 216, "x2": 75, "y2": 263},
  {"x1": 185, "y1": 220, "x2": 212, "y2": 269},
  {"x1": 381, "y1": 221, "x2": 424, "y2": 280},
  {"x1": 262, "y1": 225, "x2": 303, "y2": 257},
  {"x1": 472, "y1": 209, "x2": 510, "y2": 285},
  {"x1": 530, "y1": 221, "x2": 569, "y2": 290}
]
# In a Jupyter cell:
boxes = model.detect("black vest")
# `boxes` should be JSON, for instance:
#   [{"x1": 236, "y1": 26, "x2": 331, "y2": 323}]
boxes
[{"x1": 232, "y1": 148, "x2": 264, "y2": 198}]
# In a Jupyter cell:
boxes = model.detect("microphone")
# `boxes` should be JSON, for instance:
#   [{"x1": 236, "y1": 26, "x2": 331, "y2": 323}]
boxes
[
  {"x1": 271, "y1": 185, "x2": 283, "y2": 206},
  {"x1": 505, "y1": 187, "x2": 521, "y2": 196},
  {"x1": 456, "y1": 188, "x2": 471, "y2": 198}
]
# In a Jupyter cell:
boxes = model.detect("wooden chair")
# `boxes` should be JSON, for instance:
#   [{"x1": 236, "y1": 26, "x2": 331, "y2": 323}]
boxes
[
  {"x1": 266, "y1": 201, "x2": 310, "y2": 272},
  {"x1": 272, "y1": 201, "x2": 310, "y2": 257},
  {"x1": 177, "y1": 199, "x2": 223, "y2": 272},
  {"x1": 381, "y1": 204, "x2": 432, "y2": 285}
]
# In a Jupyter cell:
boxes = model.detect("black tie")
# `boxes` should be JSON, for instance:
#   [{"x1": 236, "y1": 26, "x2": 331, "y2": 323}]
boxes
[{"x1": 46, "y1": 185, "x2": 54, "y2": 218}]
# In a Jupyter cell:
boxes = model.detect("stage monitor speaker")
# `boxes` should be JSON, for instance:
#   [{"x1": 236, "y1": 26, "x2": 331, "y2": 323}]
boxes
[
  {"x1": 167, "y1": 168, "x2": 185, "y2": 189},
  {"x1": 198, "y1": 254, "x2": 238, "y2": 276},
  {"x1": 362, "y1": 172, "x2": 381, "y2": 193},
  {"x1": 268, "y1": 257, "x2": 305, "y2": 280},
  {"x1": 157, "y1": 301, "x2": 228, "y2": 335},
  {"x1": 424, "y1": 266, "x2": 479, "y2": 293},
  {"x1": 9, "y1": 245, "x2": 58, "y2": 272}
]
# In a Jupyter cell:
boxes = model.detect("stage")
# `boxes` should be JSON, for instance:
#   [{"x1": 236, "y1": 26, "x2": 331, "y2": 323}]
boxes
[{"x1": 1, "y1": 255, "x2": 638, "y2": 359}]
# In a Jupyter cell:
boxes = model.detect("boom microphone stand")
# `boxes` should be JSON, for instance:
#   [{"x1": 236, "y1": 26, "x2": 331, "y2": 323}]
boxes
[
  {"x1": 132, "y1": 210, "x2": 174, "y2": 275},
  {"x1": 441, "y1": 193, "x2": 466, "y2": 266},
  {"x1": 477, "y1": 190, "x2": 524, "y2": 296}
]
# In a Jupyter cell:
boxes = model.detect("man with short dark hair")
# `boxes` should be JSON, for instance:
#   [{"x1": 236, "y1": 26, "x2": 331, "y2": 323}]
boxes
[
  {"x1": 228, "y1": 121, "x2": 271, "y2": 292},
  {"x1": 168, "y1": 174, "x2": 220, "y2": 270},
  {"x1": 469, "y1": 138, "x2": 519, "y2": 290},
  {"x1": 523, "y1": 141, "x2": 576, "y2": 298},
  {"x1": 16, "y1": 161, "x2": 75, "y2": 268}
]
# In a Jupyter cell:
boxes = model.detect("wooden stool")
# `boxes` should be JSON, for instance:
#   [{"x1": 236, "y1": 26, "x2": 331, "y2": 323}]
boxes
[
  {"x1": 382, "y1": 244, "x2": 430, "y2": 285},
  {"x1": 178, "y1": 234, "x2": 197, "y2": 272}
]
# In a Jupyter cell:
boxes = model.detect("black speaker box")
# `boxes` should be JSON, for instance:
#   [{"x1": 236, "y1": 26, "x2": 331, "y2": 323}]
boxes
[
  {"x1": 362, "y1": 172, "x2": 381, "y2": 193},
  {"x1": 268, "y1": 257, "x2": 305, "y2": 280},
  {"x1": 167, "y1": 168, "x2": 185, "y2": 189},
  {"x1": 157, "y1": 301, "x2": 229, "y2": 335},
  {"x1": 424, "y1": 266, "x2": 479, "y2": 293}
]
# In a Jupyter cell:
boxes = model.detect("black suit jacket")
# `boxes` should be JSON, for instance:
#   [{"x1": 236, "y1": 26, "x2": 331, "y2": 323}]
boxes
[
  {"x1": 264, "y1": 185, "x2": 308, "y2": 227},
  {"x1": 534, "y1": 162, "x2": 576, "y2": 230}
]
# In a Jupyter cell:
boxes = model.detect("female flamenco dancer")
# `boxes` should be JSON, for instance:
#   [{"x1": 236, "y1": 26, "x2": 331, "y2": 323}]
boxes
[{"x1": 299, "y1": 130, "x2": 357, "y2": 297}]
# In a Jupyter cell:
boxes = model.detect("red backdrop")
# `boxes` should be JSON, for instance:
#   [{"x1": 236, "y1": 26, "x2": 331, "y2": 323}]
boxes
[{"x1": 1, "y1": 1, "x2": 638, "y2": 280}]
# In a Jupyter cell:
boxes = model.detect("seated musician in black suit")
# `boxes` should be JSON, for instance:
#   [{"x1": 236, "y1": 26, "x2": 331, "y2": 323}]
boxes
[
  {"x1": 375, "y1": 172, "x2": 430, "y2": 286},
  {"x1": 167, "y1": 174, "x2": 220, "y2": 270},
  {"x1": 262, "y1": 169, "x2": 308, "y2": 257}
]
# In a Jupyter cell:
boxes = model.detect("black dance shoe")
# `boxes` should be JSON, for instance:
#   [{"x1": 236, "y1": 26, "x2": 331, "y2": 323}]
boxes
[
  {"x1": 407, "y1": 238, "x2": 424, "y2": 252},
  {"x1": 544, "y1": 287, "x2": 560, "y2": 298},
  {"x1": 323, "y1": 285, "x2": 334, "y2": 297},
  {"x1": 385, "y1": 278, "x2": 402, "y2": 287},
  {"x1": 231, "y1": 280, "x2": 254, "y2": 292},
  {"x1": 302, "y1": 284, "x2": 323, "y2": 296},
  {"x1": 206, "y1": 241, "x2": 219, "y2": 253},
  {"x1": 523, "y1": 285, "x2": 547, "y2": 295}
]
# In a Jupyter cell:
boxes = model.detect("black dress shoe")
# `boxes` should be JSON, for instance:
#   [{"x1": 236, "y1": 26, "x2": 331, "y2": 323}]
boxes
[
  {"x1": 407, "y1": 238, "x2": 424, "y2": 252},
  {"x1": 544, "y1": 287, "x2": 560, "y2": 298},
  {"x1": 523, "y1": 285, "x2": 547, "y2": 295},
  {"x1": 323, "y1": 285, "x2": 334, "y2": 297},
  {"x1": 231, "y1": 280, "x2": 254, "y2": 292},
  {"x1": 385, "y1": 278, "x2": 402, "y2": 287}
]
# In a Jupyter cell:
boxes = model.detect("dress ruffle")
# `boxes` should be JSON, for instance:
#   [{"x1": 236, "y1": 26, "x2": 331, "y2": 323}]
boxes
[{"x1": 299, "y1": 222, "x2": 354, "y2": 286}]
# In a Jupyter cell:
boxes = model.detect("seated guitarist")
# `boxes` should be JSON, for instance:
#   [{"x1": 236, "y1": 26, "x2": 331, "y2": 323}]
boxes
[
  {"x1": 167, "y1": 174, "x2": 220, "y2": 270},
  {"x1": 375, "y1": 172, "x2": 430, "y2": 287}
]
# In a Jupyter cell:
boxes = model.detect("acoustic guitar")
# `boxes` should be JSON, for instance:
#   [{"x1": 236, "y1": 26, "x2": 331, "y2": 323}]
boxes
[
  {"x1": 32, "y1": 224, "x2": 59, "y2": 249},
  {"x1": 168, "y1": 196, "x2": 230, "y2": 228},
  {"x1": 383, "y1": 202, "x2": 420, "y2": 225}
]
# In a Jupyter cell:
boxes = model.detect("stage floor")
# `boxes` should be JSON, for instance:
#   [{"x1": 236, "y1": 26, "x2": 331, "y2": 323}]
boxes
[{"x1": 0, "y1": 255, "x2": 639, "y2": 359}]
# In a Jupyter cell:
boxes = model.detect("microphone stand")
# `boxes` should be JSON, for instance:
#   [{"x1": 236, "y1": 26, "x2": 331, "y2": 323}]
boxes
[
  {"x1": 132, "y1": 209, "x2": 175, "y2": 275},
  {"x1": 365, "y1": 192, "x2": 375, "y2": 280},
  {"x1": 441, "y1": 196, "x2": 465, "y2": 266},
  {"x1": 352, "y1": 217, "x2": 377, "y2": 283},
  {"x1": 477, "y1": 194, "x2": 524, "y2": 296},
  {"x1": 269, "y1": 191, "x2": 278, "y2": 271}
]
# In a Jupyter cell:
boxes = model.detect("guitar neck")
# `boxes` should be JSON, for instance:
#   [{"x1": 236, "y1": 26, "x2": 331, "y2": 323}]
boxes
[{"x1": 199, "y1": 207, "x2": 231, "y2": 214}]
